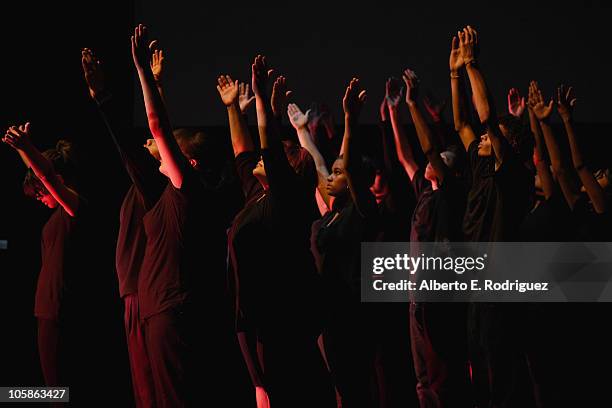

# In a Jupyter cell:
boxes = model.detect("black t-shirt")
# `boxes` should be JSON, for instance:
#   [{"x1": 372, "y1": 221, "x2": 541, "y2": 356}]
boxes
[
  {"x1": 227, "y1": 146, "x2": 321, "y2": 335},
  {"x1": 97, "y1": 97, "x2": 166, "y2": 298},
  {"x1": 463, "y1": 139, "x2": 532, "y2": 242},
  {"x1": 138, "y1": 168, "x2": 221, "y2": 319},
  {"x1": 410, "y1": 166, "x2": 467, "y2": 245},
  {"x1": 35, "y1": 196, "x2": 88, "y2": 320},
  {"x1": 315, "y1": 197, "x2": 379, "y2": 305}
]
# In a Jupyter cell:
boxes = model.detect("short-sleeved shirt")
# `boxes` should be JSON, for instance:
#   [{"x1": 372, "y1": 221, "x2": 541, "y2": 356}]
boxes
[
  {"x1": 138, "y1": 168, "x2": 221, "y2": 319},
  {"x1": 227, "y1": 146, "x2": 321, "y2": 335},
  {"x1": 410, "y1": 168, "x2": 466, "y2": 244},
  {"x1": 35, "y1": 196, "x2": 88, "y2": 320},
  {"x1": 463, "y1": 139, "x2": 532, "y2": 242}
]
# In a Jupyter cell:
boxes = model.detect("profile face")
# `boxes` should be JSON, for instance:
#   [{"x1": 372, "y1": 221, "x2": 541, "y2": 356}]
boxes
[
  {"x1": 327, "y1": 158, "x2": 348, "y2": 197},
  {"x1": 37, "y1": 192, "x2": 58, "y2": 209},
  {"x1": 252, "y1": 156, "x2": 267, "y2": 179},
  {"x1": 477, "y1": 133, "x2": 492, "y2": 157},
  {"x1": 144, "y1": 138, "x2": 161, "y2": 161}
]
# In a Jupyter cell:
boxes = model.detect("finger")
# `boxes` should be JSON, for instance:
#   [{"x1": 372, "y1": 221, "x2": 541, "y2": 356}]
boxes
[
  {"x1": 358, "y1": 90, "x2": 367, "y2": 102},
  {"x1": 239, "y1": 82, "x2": 244, "y2": 95},
  {"x1": 149, "y1": 40, "x2": 159, "y2": 51},
  {"x1": 285, "y1": 90, "x2": 293, "y2": 98},
  {"x1": 245, "y1": 84, "x2": 251, "y2": 96},
  {"x1": 566, "y1": 86, "x2": 574, "y2": 101},
  {"x1": 451, "y1": 36, "x2": 458, "y2": 50},
  {"x1": 225, "y1": 74, "x2": 233, "y2": 84}
]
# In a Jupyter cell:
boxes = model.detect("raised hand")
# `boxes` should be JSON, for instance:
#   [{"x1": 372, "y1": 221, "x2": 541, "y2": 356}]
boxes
[
  {"x1": 401, "y1": 69, "x2": 419, "y2": 105},
  {"x1": 458, "y1": 25, "x2": 478, "y2": 65},
  {"x1": 238, "y1": 82, "x2": 255, "y2": 114},
  {"x1": 271, "y1": 75, "x2": 293, "y2": 117},
  {"x1": 385, "y1": 77, "x2": 404, "y2": 111},
  {"x1": 3, "y1": 123, "x2": 32, "y2": 151},
  {"x1": 342, "y1": 77, "x2": 367, "y2": 119},
  {"x1": 556, "y1": 84, "x2": 577, "y2": 122},
  {"x1": 507, "y1": 87, "x2": 526, "y2": 117},
  {"x1": 216, "y1": 74, "x2": 239, "y2": 107},
  {"x1": 251, "y1": 54, "x2": 274, "y2": 97},
  {"x1": 529, "y1": 81, "x2": 554, "y2": 121},
  {"x1": 131, "y1": 24, "x2": 151, "y2": 72},
  {"x1": 423, "y1": 91, "x2": 447, "y2": 122},
  {"x1": 149, "y1": 40, "x2": 165, "y2": 83},
  {"x1": 81, "y1": 48, "x2": 105, "y2": 99},
  {"x1": 449, "y1": 35, "x2": 463, "y2": 73},
  {"x1": 287, "y1": 103, "x2": 310, "y2": 130}
]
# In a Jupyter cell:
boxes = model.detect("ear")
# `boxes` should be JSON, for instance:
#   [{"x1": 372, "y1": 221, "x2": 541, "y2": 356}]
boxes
[{"x1": 188, "y1": 158, "x2": 199, "y2": 170}]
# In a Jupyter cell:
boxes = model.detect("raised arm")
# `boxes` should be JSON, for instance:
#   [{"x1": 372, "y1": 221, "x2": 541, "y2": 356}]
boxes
[
  {"x1": 217, "y1": 75, "x2": 254, "y2": 156},
  {"x1": 423, "y1": 92, "x2": 450, "y2": 149},
  {"x1": 449, "y1": 35, "x2": 476, "y2": 151},
  {"x1": 3, "y1": 124, "x2": 80, "y2": 216},
  {"x1": 342, "y1": 78, "x2": 377, "y2": 218},
  {"x1": 530, "y1": 81, "x2": 580, "y2": 208},
  {"x1": 82, "y1": 48, "x2": 163, "y2": 204},
  {"x1": 149, "y1": 40, "x2": 166, "y2": 102},
  {"x1": 557, "y1": 85, "x2": 607, "y2": 213},
  {"x1": 460, "y1": 26, "x2": 505, "y2": 166},
  {"x1": 526, "y1": 84, "x2": 553, "y2": 199},
  {"x1": 287, "y1": 103, "x2": 331, "y2": 207},
  {"x1": 131, "y1": 24, "x2": 186, "y2": 189},
  {"x1": 508, "y1": 88, "x2": 526, "y2": 119},
  {"x1": 403, "y1": 69, "x2": 448, "y2": 184},
  {"x1": 386, "y1": 78, "x2": 419, "y2": 180}
]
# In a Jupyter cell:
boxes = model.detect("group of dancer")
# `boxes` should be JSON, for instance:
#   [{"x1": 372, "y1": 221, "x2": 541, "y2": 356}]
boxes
[{"x1": 3, "y1": 23, "x2": 610, "y2": 408}]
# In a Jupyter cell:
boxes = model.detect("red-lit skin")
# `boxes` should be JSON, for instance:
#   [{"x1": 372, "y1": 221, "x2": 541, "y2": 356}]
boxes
[
  {"x1": 38, "y1": 193, "x2": 59, "y2": 209},
  {"x1": 370, "y1": 171, "x2": 389, "y2": 205}
]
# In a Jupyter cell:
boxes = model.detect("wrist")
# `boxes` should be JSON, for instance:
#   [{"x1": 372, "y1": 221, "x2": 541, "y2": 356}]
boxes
[
  {"x1": 561, "y1": 115, "x2": 572, "y2": 124},
  {"x1": 406, "y1": 100, "x2": 417, "y2": 109},
  {"x1": 465, "y1": 58, "x2": 477, "y2": 67},
  {"x1": 450, "y1": 70, "x2": 460, "y2": 78}
]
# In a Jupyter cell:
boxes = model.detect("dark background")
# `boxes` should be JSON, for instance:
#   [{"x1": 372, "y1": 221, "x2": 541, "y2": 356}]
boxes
[{"x1": 1, "y1": 1, "x2": 611, "y2": 406}]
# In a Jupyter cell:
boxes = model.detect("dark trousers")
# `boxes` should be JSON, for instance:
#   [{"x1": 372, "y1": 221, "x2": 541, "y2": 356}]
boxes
[
  {"x1": 124, "y1": 294, "x2": 155, "y2": 408},
  {"x1": 37, "y1": 318, "x2": 62, "y2": 387},
  {"x1": 410, "y1": 302, "x2": 472, "y2": 408},
  {"x1": 144, "y1": 308, "x2": 195, "y2": 408},
  {"x1": 323, "y1": 303, "x2": 378, "y2": 408}
]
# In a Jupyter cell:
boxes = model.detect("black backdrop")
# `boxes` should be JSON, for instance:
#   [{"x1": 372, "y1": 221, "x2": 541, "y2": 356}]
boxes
[{"x1": 1, "y1": 1, "x2": 612, "y2": 406}]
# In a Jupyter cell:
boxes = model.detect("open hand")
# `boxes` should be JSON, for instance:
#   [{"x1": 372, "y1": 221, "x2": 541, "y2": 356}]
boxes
[
  {"x1": 3, "y1": 123, "x2": 32, "y2": 150},
  {"x1": 251, "y1": 54, "x2": 274, "y2": 97},
  {"x1": 401, "y1": 69, "x2": 419, "y2": 105},
  {"x1": 81, "y1": 48, "x2": 105, "y2": 99},
  {"x1": 149, "y1": 40, "x2": 165, "y2": 83},
  {"x1": 238, "y1": 82, "x2": 255, "y2": 114},
  {"x1": 287, "y1": 103, "x2": 310, "y2": 130},
  {"x1": 529, "y1": 81, "x2": 554, "y2": 121},
  {"x1": 342, "y1": 78, "x2": 367, "y2": 119},
  {"x1": 556, "y1": 84, "x2": 577, "y2": 122},
  {"x1": 385, "y1": 77, "x2": 404, "y2": 110},
  {"x1": 131, "y1": 24, "x2": 151, "y2": 72},
  {"x1": 216, "y1": 74, "x2": 239, "y2": 106},
  {"x1": 449, "y1": 35, "x2": 463, "y2": 72},
  {"x1": 271, "y1": 75, "x2": 293, "y2": 117},
  {"x1": 458, "y1": 25, "x2": 478, "y2": 65},
  {"x1": 507, "y1": 88, "x2": 526, "y2": 117}
]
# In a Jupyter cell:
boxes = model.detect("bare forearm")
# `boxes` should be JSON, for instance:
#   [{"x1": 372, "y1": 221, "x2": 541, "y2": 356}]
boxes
[
  {"x1": 407, "y1": 102, "x2": 436, "y2": 157},
  {"x1": 295, "y1": 127, "x2": 329, "y2": 177},
  {"x1": 227, "y1": 103, "x2": 254, "y2": 157},
  {"x1": 389, "y1": 109, "x2": 418, "y2": 178},
  {"x1": 562, "y1": 117, "x2": 584, "y2": 169},
  {"x1": 465, "y1": 64, "x2": 491, "y2": 124},
  {"x1": 540, "y1": 119, "x2": 579, "y2": 207},
  {"x1": 451, "y1": 76, "x2": 475, "y2": 150}
]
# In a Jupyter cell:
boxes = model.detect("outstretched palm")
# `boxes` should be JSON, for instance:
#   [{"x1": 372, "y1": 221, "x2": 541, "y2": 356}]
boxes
[
  {"x1": 343, "y1": 78, "x2": 367, "y2": 119},
  {"x1": 216, "y1": 74, "x2": 239, "y2": 106},
  {"x1": 287, "y1": 103, "x2": 310, "y2": 129}
]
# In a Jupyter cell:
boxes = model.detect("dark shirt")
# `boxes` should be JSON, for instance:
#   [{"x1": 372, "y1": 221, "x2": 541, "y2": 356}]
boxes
[
  {"x1": 35, "y1": 197, "x2": 87, "y2": 320},
  {"x1": 315, "y1": 197, "x2": 379, "y2": 304},
  {"x1": 410, "y1": 168, "x2": 466, "y2": 244},
  {"x1": 572, "y1": 195, "x2": 611, "y2": 242},
  {"x1": 227, "y1": 145, "x2": 321, "y2": 335},
  {"x1": 97, "y1": 97, "x2": 165, "y2": 298},
  {"x1": 463, "y1": 139, "x2": 532, "y2": 242},
  {"x1": 138, "y1": 168, "x2": 220, "y2": 319}
]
